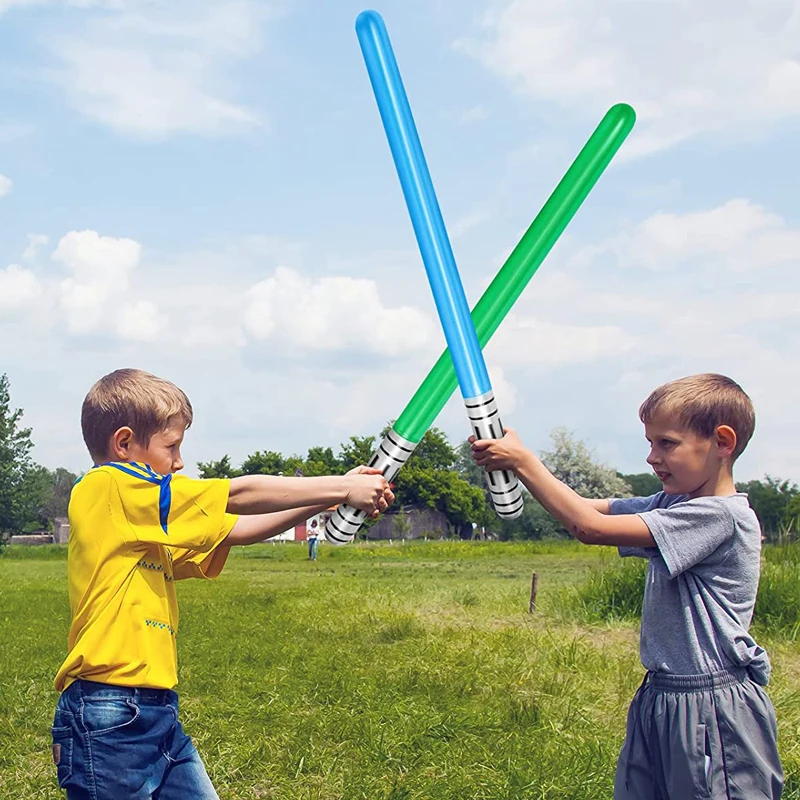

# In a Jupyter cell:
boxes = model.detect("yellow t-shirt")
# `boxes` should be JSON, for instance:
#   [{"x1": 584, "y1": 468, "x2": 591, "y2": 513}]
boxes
[{"x1": 54, "y1": 462, "x2": 238, "y2": 692}]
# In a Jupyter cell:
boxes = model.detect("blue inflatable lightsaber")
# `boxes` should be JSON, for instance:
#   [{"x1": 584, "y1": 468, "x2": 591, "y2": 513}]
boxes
[{"x1": 356, "y1": 9, "x2": 524, "y2": 519}]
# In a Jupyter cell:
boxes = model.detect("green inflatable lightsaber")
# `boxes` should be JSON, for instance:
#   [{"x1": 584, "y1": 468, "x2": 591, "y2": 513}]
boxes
[{"x1": 326, "y1": 103, "x2": 636, "y2": 543}]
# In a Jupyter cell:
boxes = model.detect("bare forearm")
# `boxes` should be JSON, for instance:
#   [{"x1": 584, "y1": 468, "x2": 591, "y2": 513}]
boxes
[
  {"x1": 471, "y1": 429, "x2": 653, "y2": 547},
  {"x1": 227, "y1": 475, "x2": 353, "y2": 514},
  {"x1": 224, "y1": 504, "x2": 329, "y2": 546}
]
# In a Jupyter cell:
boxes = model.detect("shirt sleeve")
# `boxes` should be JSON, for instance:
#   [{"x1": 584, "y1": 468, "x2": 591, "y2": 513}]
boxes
[
  {"x1": 171, "y1": 513, "x2": 239, "y2": 580},
  {"x1": 117, "y1": 473, "x2": 235, "y2": 551},
  {"x1": 638, "y1": 497, "x2": 736, "y2": 578},
  {"x1": 608, "y1": 493, "x2": 664, "y2": 515},
  {"x1": 609, "y1": 493, "x2": 664, "y2": 559}
]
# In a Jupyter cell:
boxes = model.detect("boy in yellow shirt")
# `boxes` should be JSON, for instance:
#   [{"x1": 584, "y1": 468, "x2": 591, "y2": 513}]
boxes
[{"x1": 51, "y1": 368, "x2": 393, "y2": 800}]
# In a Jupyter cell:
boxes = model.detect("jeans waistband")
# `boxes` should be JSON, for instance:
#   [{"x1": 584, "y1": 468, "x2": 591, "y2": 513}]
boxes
[
  {"x1": 66, "y1": 679, "x2": 178, "y2": 706},
  {"x1": 645, "y1": 666, "x2": 750, "y2": 692}
]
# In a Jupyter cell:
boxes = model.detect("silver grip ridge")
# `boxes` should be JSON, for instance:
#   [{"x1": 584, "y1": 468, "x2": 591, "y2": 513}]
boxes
[
  {"x1": 324, "y1": 429, "x2": 417, "y2": 544},
  {"x1": 465, "y1": 391, "x2": 524, "y2": 519}
]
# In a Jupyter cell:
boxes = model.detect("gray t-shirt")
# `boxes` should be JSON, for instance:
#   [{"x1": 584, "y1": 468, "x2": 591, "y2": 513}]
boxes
[{"x1": 610, "y1": 492, "x2": 770, "y2": 685}]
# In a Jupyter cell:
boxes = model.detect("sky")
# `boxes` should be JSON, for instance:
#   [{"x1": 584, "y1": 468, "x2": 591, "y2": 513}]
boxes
[{"x1": 1, "y1": 0, "x2": 799, "y2": 482}]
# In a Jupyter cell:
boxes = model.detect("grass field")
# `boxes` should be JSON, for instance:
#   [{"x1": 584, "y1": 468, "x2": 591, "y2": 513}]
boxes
[{"x1": 0, "y1": 540, "x2": 797, "y2": 799}]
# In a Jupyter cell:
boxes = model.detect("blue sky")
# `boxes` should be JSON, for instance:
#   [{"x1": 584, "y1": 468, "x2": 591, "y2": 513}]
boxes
[{"x1": 1, "y1": 0, "x2": 799, "y2": 483}]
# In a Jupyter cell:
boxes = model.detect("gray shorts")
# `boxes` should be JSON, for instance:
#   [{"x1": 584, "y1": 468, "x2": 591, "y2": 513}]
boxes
[{"x1": 614, "y1": 668, "x2": 783, "y2": 800}]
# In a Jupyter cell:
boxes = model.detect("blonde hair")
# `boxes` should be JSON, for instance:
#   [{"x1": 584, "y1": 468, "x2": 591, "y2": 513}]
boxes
[
  {"x1": 81, "y1": 368, "x2": 193, "y2": 461},
  {"x1": 639, "y1": 373, "x2": 755, "y2": 460}
]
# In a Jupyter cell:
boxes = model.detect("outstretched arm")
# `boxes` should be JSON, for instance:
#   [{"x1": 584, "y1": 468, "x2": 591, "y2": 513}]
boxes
[
  {"x1": 471, "y1": 430, "x2": 654, "y2": 548},
  {"x1": 226, "y1": 471, "x2": 392, "y2": 517},
  {"x1": 223, "y1": 504, "x2": 329, "y2": 546}
]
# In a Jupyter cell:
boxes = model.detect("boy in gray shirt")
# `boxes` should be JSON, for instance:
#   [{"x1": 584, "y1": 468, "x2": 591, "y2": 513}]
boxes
[{"x1": 471, "y1": 373, "x2": 783, "y2": 799}]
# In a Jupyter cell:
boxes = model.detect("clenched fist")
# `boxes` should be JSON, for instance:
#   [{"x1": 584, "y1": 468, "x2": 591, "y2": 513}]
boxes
[{"x1": 345, "y1": 466, "x2": 395, "y2": 518}]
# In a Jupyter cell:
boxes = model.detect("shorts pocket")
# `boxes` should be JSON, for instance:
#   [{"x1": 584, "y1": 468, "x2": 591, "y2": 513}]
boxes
[
  {"x1": 51, "y1": 725, "x2": 73, "y2": 788},
  {"x1": 694, "y1": 722, "x2": 712, "y2": 797},
  {"x1": 82, "y1": 697, "x2": 141, "y2": 737}
]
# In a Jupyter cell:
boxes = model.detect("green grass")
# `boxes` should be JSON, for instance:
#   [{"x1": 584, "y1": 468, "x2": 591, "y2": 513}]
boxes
[
  {"x1": 0, "y1": 540, "x2": 797, "y2": 799},
  {"x1": 556, "y1": 554, "x2": 646, "y2": 623}
]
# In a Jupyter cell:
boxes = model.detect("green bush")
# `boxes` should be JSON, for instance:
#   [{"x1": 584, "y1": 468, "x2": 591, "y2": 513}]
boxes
[
  {"x1": 754, "y1": 545, "x2": 800, "y2": 640},
  {"x1": 561, "y1": 544, "x2": 800, "y2": 640},
  {"x1": 559, "y1": 556, "x2": 646, "y2": 623}
]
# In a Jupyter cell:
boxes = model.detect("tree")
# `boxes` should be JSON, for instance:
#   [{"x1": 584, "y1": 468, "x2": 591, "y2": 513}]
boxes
[
  {"x1": 392, "y1": 508, "x2": 411, "y2": 539},
  {"x1": 455, "y1": 440, "x2": 564, "y2": 540},
  {"x1": 455, "y1": 438, "x2": 484, "y2": 488},
  {"x1": 541, "y1": 428, "x2": 632, "y2": 499},
  {"x1": 736, "y1": 476, "x2": 799, "y2": 541},
  {"x1": 384, "y1": 429, "x2": 490, "y2": 530},
  {"x1": 405, "y1": 427, "x2": 455, "y2": 471},
  {"x1": 339, "y1": 436, "x2": 376, "y2": 471},
  {"x1": 30, "y1": 466, "x2": 79, "y2": 528},
  {"x1": 495, "y1": 495, "x2": 564, "y2": 541},
  {"x1": 240, "y1": 450, "x2": 286, "y2": 475},
  {"x1": 619, "y1": 472, "x2": 661, "y2": 497},
  {"x1": 197, "y1": 455, "x2": 240, "y2": 479},
  {"x1": 393, "y1": 464, "x2": 487, "y2": 529},
  {"x1": 305, "y1": 446, "x2": 343, "y2": 476},
  {"x1": 782, "y1": 494, "x2": 800, "y2": 542},
  {"x1": 0, "y1": 374, "x2": 47, "y2": 539}
]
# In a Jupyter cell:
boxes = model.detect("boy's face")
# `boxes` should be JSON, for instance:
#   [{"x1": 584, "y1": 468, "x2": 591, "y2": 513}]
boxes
[
  {"x1": 643, "y1": 411, "x2": 731, "y2": 498},
  {"x1": 119, "y1": 421, "x2": 186, "y2": 475}
]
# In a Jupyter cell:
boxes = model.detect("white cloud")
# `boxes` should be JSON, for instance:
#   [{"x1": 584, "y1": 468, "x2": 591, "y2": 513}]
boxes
[
  {"x1": 488, "y1": 315, "x2": 635, "y2": 367},
  {"x1": 244, "y1": 266, "x2": 436, "y2": 357},
  {"x1": 577, "y1": 199, "x2": 800, "y2": 274},
  {"x1": 486, "y1": 363, "x2": 518, "y2": 415},
  {"x1": 0, "y1": 174, "x2": 12, "y2": 196},
  {"x1": 47, "y1": 1, "x2": 271, "y2": 137},
  {"x1": 53, "y1": 229, "x2": 145, "y2": 333},
  {"x1": 54, "y1": 44, "x2": 258, "y2": 138},
  {"x1": 4, "y1": 212, "x2": 797, "y2": 482},
  {"x1": 460, "y1": 0, "x2": 800, "y2": 155},
  {"x1": 54, "y1": 229, "x2": 140, "y2": 281},
  {"x1": 23, "y1": 234, "x2": 49, "y2": 262},
  {"x1": 0, "y1": 264, "x2": 43, "y2": 310},
  {"x1": 116, "y1": 300, "x2": 160, "y2": 341}
]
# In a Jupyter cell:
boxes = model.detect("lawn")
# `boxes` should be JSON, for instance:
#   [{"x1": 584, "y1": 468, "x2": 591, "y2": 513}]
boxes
[{"x1": 0, "y1": 540, "x2": 797, "y2": 799}]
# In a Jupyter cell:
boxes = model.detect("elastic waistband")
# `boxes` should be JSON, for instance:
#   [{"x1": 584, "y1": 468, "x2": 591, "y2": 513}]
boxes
[
  {"x1": 645, "y1": 666, "x2": 750, "y2": 692},
  {"x1": 66, "y1": 679, "x2": 177, "y2": 706}
]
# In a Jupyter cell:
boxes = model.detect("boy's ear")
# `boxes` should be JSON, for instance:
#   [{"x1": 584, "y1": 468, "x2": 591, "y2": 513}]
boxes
[
  {"x1": 111, "y1": 426, "x2": 136, "y2": 459},
  {"x1": 715, "y1": 425, "x2": 737, "y2": 458}
]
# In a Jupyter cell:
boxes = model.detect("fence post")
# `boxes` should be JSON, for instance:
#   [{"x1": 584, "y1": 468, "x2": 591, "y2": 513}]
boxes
[{"x1": 529, "y1": 572, "x2": 538, "y2": 614}]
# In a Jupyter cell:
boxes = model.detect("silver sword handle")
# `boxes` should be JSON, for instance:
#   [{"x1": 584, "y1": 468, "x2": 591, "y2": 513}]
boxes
[
  {"x1": 465, "y1": 392, "x2": 524, "y2": 519},
  {"x1": 324, "y1": 429, "x2": 418, "y2": 544}
]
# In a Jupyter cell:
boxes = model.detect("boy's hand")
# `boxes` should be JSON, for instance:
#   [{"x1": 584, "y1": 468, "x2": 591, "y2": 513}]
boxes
[
  {"x1": 470, "y1": 427, "x2": 528, "y2": 471},
  {"x1": 345, "y1": 467, "x2": 395, "y2": 518}
]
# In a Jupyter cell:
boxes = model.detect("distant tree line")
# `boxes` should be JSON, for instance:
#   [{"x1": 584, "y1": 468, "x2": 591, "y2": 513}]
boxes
[
  {"x1": 1, "y1": 373, "x2": 798, "y2": 546},
  {"x1": 0, "y1": 375, "x2": 77, "y2": 544}
]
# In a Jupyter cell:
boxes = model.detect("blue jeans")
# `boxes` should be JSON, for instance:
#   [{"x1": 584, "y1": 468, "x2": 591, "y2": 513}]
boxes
[
  {"x1": 51, "y1": 679, "x2": 218, "y2": 800},
  {"x1": 308, "y1": 537, "x2": 318, "y2": 560}
]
